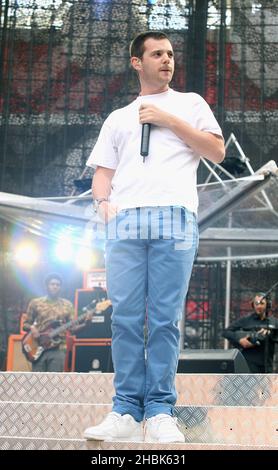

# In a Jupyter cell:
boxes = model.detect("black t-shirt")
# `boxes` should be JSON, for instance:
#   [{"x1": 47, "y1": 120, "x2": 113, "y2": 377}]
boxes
[{"x1": 223, "y1": 313, "x2": 277, "y2": 372}]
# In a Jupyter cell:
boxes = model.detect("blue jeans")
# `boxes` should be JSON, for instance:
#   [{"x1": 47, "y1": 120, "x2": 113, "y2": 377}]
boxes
[{"x1": 105, "y1": 206, "x2": 198, "y2": 422}]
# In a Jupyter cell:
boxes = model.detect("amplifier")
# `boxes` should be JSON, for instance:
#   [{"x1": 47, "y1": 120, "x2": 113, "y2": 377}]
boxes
[
  {"x1": 70, "y1": 339, "x2": 113, "y2": 373},
  {"x1": 75, "y1": 288, "x2": 112, "y2": 339}
]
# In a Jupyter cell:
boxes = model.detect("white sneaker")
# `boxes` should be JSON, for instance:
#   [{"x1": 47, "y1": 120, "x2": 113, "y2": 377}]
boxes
[
  {"x1": 145, "y1": 414, "x2": 185, "y2": 443},
  {"x1": 84, "y1": 412, "x2": 143, "y2": 442}
]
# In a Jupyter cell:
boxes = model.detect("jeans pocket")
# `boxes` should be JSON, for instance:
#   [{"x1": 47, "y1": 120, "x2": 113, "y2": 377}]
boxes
[{"x1": 172, "y1": 207, "x2": 198, "y2": 251}]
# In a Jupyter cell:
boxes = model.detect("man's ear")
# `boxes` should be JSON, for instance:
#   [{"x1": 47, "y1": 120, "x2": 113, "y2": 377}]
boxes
[{"x1": 130, "y1": 56, "x2": 142, "y2": 71}]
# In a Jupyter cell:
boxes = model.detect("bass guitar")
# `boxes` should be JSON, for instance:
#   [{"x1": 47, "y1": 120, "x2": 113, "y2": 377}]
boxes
[{"x1": 22, "y1": 299, "x2": 111, "y2": 363}]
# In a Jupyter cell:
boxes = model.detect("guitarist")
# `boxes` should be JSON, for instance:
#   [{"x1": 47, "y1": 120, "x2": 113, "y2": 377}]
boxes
[
  {"x1": 23, "y1": 273, "x2": 75, "y2": 372},
  {"x1": 223, "y1": 292, "x2": 278, "y2": 373}
]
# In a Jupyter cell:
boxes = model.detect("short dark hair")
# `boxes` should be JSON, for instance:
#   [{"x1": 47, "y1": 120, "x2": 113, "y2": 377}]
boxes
[
  {"x1": 251, "y1": 292, "x2": 268, "y2": 308},
  {"x1": 129, "y1": 31, "x2": 170, "y2": 59},
  {"x1": 44, "y1": 273, "x2": 62, "y2": 286}
]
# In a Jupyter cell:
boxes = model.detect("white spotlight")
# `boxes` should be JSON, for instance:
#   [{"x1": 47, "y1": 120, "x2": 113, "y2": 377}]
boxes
[
  {"x1": 54, "y1": 239, "x2": 74, "y2": 262},
  {"x1": 75, "y1": 246, "x2": 95, "y2": 271},
  {"x1": 14, "y1": 242, "x2": 39, "y2": 268}
]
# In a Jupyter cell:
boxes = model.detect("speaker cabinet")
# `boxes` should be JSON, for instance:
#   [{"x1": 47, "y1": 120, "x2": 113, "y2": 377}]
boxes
[
  {"x1": 177, "y1": 349, "x2": 250, "y2": 373},
  {"x1": 74, "y1": 288, "x2": 112, "y2": 339},
  {"x1": 70, "y1": 339, "x2": 113, "y2": 373},
  {"x1": 6, "y1": 334, "x2": 31, "y2": 371}
]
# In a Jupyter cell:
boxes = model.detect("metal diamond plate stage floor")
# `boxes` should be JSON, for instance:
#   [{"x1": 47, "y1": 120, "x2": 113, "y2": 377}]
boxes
[{"x1": 0, "y1": 372, "x2": 277, "y2": 450}]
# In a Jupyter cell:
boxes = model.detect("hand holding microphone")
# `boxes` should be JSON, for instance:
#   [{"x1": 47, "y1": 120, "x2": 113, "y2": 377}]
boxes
[
  {"x1": 139, "y1": 104, "x2": 155, "y2": 162},
  {"x1": 140, "y1": 123, "x2": 151, "y2": 161},
  {"x1": 139, "y1": 103, "x2": 169, "y2": 162}
]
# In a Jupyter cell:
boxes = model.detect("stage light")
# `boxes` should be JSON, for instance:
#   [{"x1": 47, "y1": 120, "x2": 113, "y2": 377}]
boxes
[
  {"x1": 14, "y1": 241, "x2": 40, "y2": 268},
  {"x1": 220, "y1": 157, "x2": 246, "y2": 176},
  {"x1": 53, "y1": 238, "x2": 74, "y2": 263},
  {"x1": 73, "y1": 178, "x2": 92, "y2": 193},
  {"x1": 75, "y1": 246, "x2": 96, "y2": 271}
]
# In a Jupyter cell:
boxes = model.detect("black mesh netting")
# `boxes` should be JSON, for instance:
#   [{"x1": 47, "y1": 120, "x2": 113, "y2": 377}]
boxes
[{"x1": 1, "y1": 0, "x2": 278, "y2": 195}]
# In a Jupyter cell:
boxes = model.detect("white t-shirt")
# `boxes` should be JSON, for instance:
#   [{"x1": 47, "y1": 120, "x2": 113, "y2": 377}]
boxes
[{"x1": 86, "y1": 88, "x2": 223, "y2": 213}]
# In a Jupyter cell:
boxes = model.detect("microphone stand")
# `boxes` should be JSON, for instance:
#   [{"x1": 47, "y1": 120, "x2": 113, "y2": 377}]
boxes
[{"x1": 259, "y1": 279, "x2": 278, "y2": 303}]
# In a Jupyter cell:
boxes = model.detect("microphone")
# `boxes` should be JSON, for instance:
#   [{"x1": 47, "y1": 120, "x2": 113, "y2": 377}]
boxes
[
  {"x1": 140, "y1": 123, "x2": 151, "y2": 162},
  {"x1": 82, "y1": 299, "x2": 97, "y2": 313}
]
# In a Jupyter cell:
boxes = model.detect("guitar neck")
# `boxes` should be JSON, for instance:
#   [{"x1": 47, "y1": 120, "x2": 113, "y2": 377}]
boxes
[
  {"x1": 48, "y1": 310, "x2": 93, "y2": 339},
  {"x1": 46, "y1": 300, "x2": 111, "y2": 339}
]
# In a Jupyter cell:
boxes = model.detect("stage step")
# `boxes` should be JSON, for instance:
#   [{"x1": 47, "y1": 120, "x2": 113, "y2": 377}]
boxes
[
  {"x1": 0, "y1": 372, "x2": 277, "y2": 450},
  {"x1": 0, "y1": 436, "x2": 276, "y2": 451},
  {"x1": 0, "y1": 401, "x2": 277, "y2": 446},
  {"x1": 0, "y1": 372, "x2": 277, "y2": 406}
]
